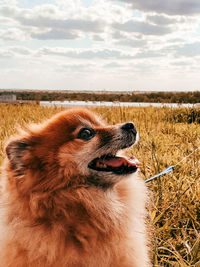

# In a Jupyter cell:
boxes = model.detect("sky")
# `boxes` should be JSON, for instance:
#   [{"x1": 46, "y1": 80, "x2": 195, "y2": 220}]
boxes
[{"x1": 0, "y1": 0, "x2": 200, "y2": 92}]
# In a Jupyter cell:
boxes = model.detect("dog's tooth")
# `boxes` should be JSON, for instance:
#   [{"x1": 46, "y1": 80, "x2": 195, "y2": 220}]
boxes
[
  {"x1": 96, "y1": 162, "x2": 101, "y2": 168},
  {"x1": 96, "y1": 161, "x2": 107, "y2": 168}
]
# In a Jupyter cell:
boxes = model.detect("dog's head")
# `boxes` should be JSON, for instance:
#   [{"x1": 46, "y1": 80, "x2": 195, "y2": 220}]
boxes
[{"x1": 5, "y1": 109, "x2": 140, "y2": 192}]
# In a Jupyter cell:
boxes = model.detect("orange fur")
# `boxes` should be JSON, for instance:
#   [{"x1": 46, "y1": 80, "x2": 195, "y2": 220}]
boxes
[{"x1": 0, "y1": 109, "x2": 150, "y2": 266}]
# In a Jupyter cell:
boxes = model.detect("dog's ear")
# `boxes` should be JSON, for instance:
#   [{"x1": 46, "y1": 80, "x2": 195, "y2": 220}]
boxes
[{"x1": 6, "y1": 139, "x2": 30, "y2": 174}]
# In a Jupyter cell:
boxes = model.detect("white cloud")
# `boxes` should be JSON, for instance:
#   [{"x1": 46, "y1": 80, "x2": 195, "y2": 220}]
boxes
[
  {"x1": 112, "y1": 19, "x2": 172, "y2": 35},
  {"x1": 18, "y1": 15, "x2": 105, "y2": 33},
  {"x1": 112, "y1": 0, "x2": 200, "y2": 15},
  {"x1": 0, "y1": 28, "x2": 27, "y2": 41},
  {"x1": 0, "y1": 49, "x2": 14, "y2": 58},
  {"x1": 115, "y1": 38, "x2": 147, "y2": 48},
  {"x1": 0, "y1": 0, "x2": 199, "y2": 91},
  {"x1": 103, "y1": 62, "x2": 122, "y2": 68},
  {"x1": 175, "y1": 42, "x2": 200, "y2": 57},
  {"x1": 0, "y1": 47, "x2": 32, "y2": 59},
  {"x1": 92, "y1": 34, "x2": 105, "y2": 41},
  {"x1": 0, "y1": 4, "x2": 106, "y2": 42},
  {"x1": 31, "y1": 29, "x2": 80, "y2": 40},
  {"x1": 38, "y1": 47, "x2": 133, "y2": 60},
  {"x1": 0, "y1": 0, "x2": 17, "y2": 6},
  {"x1": 134, "y1": 50, "x2": 164, "y2": 59},
  {"x1": 9, "y1": 46, "x2": 32, "y2": 55},
  {"x1": 61, "y1": 63, "x2": 96, "y2": 72},
  {"x1": 146, "y1": 14, "x2": 180, "y2": 25}
]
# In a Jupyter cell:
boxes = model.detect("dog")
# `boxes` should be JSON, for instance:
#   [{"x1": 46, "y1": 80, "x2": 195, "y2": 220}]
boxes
[{"x1": 0, "y1": 108, "x2": 150, "y2": 266}]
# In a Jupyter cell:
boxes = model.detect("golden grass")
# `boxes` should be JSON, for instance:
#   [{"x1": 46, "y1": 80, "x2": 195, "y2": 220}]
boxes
[{"x1": 0, "y1": 104, "x2": 200, "y2": 266}]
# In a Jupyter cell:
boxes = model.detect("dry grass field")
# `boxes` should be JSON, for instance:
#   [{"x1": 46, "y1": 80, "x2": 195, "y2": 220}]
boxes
[{"x1": 0, "y1": 104, "x2": 200, "y2": 266}]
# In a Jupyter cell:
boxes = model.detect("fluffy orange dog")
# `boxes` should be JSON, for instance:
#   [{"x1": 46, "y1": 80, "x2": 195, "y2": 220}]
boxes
[{"x1": 0, "y1": 109, "x2": 150, "y2": 267}]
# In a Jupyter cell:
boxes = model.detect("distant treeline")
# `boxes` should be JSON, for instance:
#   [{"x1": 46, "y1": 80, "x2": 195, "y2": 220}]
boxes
[{"x1": 0, "y1": 90, "x2": 200, "y2": 103}]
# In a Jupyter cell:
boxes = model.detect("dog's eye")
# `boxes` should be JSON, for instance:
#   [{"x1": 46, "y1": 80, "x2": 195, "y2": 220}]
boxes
[{"x1": 78, "y1": 128, "x2": 95, "y2": 141}]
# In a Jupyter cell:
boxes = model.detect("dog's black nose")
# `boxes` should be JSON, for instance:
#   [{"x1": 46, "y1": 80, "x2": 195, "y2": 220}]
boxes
[{"x1": 121, "y1": 122, "x2": 137, "y2": 134}]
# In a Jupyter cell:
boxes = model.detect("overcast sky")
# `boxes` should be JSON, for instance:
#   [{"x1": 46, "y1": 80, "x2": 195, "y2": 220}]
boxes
[{"x1": 0, "y1": 0, "x2": 200, "y2": 91}]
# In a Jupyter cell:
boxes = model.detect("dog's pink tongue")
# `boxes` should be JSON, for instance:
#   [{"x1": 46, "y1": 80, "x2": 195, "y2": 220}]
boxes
[
  {"x1": 103, "y1": 156, "x2": 140, "y2": 167},
  {"x1": 103, "y1": 157, "x2": 124, "y2": 167}
]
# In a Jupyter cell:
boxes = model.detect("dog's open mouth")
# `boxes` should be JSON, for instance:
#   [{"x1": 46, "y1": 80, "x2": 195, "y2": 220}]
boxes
[{"x1": 88, "y1": 155, "x2": 141, "y2": 175}]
